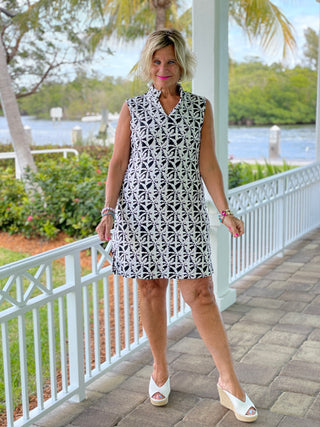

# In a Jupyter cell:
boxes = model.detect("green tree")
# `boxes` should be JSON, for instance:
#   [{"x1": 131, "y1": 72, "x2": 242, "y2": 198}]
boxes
[
  {"x1": 1, "y1": 1, "x2": 106, "y2": 99},
  {"x1": 0, "y1": 1, "x2": 106, "y2": 177},
  {"x1": 229, "y1": 60, "x2": 316, "y2": 125},
  {"x1": 303, "y1": 27, "x2": 318, "y2": 70},
  {"x1": 0, "y1": 7, "x2": 37, "y2": 178}
]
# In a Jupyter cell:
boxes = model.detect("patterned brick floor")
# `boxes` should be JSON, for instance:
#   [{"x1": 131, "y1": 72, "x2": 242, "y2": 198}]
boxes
[{"x1": 33, "y1": 229, "x2": 320, "y2": 427}]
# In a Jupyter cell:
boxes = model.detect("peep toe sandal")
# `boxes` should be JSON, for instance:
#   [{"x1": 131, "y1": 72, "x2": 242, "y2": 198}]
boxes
[
  {"x1": 217, "y1": 384, "x2": 258, "y2": 423},
  {"x1": 149, "y1": 376, "x2": 170, "y2": 406}
]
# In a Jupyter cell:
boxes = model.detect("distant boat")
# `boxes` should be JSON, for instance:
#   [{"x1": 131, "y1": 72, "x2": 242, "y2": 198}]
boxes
[
  {"x1": 81, "y1": 114, "x2": 102, "y2": 122},
  {"x1": 81, "y1": 112, "x2": 120, "y2": 122},
  {"x1": 108, "y1": 112, "x2": 120, "y2": 121}
]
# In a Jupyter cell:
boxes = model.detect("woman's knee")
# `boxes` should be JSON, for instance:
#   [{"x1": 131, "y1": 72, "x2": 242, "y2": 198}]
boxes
[
  {"x1": 138, "y1": 278, "x2": 168, "y2": 301},
  {"x1": 180, "y1": 277, "x2": 216, "y2": 307}
]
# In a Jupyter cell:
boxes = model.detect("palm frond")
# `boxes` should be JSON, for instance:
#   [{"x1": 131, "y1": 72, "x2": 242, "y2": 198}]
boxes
[{"x1": 230, "y1": 0, "x2": 296, "y2": 59}]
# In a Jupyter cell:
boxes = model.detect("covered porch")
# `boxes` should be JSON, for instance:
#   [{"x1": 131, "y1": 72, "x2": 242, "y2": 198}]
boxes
[
  {"x1": 1, "y1": 1, "x2": 320, "y2": 426},
  {"x1": 32, "y1": 229, "x2": 320, "y2": 426}
]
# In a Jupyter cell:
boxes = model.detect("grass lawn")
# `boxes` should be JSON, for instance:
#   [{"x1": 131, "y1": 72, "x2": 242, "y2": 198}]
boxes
[{"x1": 0, "y1": 247, "x2": 30, "y2": 266}]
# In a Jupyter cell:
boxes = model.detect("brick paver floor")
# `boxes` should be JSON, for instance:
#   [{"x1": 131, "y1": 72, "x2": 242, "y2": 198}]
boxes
[{"x1": 33, "y1": 229, "x2": 320, "y2": 426}]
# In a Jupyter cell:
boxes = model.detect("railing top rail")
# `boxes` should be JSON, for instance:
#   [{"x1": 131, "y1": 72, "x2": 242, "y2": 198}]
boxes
[
  {"x1": 30, "y1": 148, "x2": 79, "y2": 156},
  {"x1": 0, "y1": 148, "x2": 79, "y2": 159},
  {"x1": 0, "y1": 235, "x2": 103, "y2": 277},
  {"x1": 228, "y1": 160, "x2": 320, "y2": 196}
]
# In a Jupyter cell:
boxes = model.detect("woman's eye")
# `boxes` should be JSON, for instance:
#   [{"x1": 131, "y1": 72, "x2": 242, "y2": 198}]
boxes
[
  {"x1": 168, "y1": 60, "x2": 176, "y2": 64},
  {"x1": 154, "y1": 60, "x2": 161, "y2": 65}
]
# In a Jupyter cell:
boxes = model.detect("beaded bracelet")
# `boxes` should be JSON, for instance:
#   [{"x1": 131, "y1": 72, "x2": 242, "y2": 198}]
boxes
[
  {"x1": 101, "y1": 206, "x2": 116, "y2": 216},
  {"x1": 218, "y1": 209, "x2": 233, "y2": 223},
  {"x1": 102, "y1": 212, "x2": 115, "y2": 220}
]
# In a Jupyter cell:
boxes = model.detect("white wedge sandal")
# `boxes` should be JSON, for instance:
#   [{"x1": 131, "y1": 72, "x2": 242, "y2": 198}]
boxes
[
  {"x1": 149, "y1": 376, "x2": 171, "y2": 406},
  {"x1": 217, "y1": 384, "x2": 258, "y2": 423}
]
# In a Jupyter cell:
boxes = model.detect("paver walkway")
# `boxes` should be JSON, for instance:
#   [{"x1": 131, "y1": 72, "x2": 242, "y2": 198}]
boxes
[{"x1": 34, "y1": 229, "x2": 320, "y2": 427}]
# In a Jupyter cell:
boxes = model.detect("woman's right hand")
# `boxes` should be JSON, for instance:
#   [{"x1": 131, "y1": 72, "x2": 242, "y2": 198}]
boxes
[{"x1": 96, "y1": 215, "x2": 114, "y2": 241}]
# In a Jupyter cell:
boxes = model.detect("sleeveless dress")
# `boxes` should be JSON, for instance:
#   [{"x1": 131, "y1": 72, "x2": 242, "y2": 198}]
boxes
[{"x1": 112, "y1": 84, "x2": 213, "y2": 279}]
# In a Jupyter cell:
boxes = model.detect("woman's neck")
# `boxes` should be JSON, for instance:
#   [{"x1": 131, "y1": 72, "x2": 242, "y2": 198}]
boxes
[{"x1": 154, "y1": 83, "x2": 179, "y2": 98}]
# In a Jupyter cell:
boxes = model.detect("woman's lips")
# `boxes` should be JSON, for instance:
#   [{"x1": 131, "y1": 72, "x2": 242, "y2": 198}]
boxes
[{"x1": 157, "y1": 76, "x2": 170, "y2": 79}]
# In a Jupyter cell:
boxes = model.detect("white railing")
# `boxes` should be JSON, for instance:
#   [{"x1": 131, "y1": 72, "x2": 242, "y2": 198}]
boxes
[
  {"x1": 0, "y1": 237, "x2": 189, "y2": 426},
  {"x1": 1, "y1": 162, "x2": 320, "y2": 426},
  {"x1": 0, "y1": 149, "x2": 79, "y2": 179},
  {"x1": 228, "y1": 161, "x2": 320, "y2": 282}
]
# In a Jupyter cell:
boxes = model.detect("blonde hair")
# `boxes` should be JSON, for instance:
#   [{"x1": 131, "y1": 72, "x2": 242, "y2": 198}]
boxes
[{"x1": 137, "y1": 29, "x2": 196, "y2": 82}]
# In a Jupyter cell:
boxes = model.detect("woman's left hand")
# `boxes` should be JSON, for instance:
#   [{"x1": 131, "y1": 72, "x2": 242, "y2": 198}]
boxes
[{"x1": 222, "y1": 215, "x2": 244, "y2": 238}]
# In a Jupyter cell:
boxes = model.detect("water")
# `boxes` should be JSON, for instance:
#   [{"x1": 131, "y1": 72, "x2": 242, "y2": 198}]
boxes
[
  {"x1": 228, "y1": 125, "x2": 315, "y2": 162},
  {"x1": 0, "y1": 116, "x2": 117, "y2": 147},
  {"x1": 0, "y1": 116, "x2": 316, "y2": 162}
]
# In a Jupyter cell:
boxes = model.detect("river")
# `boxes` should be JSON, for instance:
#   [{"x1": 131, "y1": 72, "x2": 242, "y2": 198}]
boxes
[{"x1": 0, "y1": 116, "x2": 316, "y2": 163}]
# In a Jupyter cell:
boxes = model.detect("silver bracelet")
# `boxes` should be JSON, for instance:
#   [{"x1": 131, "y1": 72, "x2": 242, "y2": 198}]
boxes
[{"x1": 101, "y1": 206, "x2": 116, "y2": 215}]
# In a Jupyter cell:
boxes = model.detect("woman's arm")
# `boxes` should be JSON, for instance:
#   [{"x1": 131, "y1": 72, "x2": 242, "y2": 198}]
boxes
[
  {"x1": 199, "y1": 99, "x2": 244, "y2": 237},
  {"x1": 96, "y1": 101, "x2": 131, "y2": 241}
]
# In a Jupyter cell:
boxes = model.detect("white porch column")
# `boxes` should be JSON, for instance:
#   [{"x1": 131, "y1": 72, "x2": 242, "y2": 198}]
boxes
[
  {"x1": 316, "y1": 0, "x2": 320, "y2": 161},
  {"x1": 192, "y1": 0, "x2": 236, "y2": 311}
]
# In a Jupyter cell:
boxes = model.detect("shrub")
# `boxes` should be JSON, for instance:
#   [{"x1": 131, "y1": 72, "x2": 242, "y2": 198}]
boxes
[
  {"x1": 228, "y1": 160, "x2": 295, "y2": 189},
  {"x1": 0, "y1": 149, "x2": 112, "y2": 239}
]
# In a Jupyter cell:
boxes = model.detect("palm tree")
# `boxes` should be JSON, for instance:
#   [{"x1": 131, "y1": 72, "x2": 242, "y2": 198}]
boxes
[
  {"x1": 100, "y1": 0, "x2": 295, "y2": 56},
  {"x1": 229, "y1": 0, "x2": 296, "y2": 58},
  {"x1": 99, "y1": 0, "x2": 191, "y2": 41}
]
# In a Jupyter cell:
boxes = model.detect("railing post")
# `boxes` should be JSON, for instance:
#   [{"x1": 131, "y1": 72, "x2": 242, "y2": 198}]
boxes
[
  {"x1": 207, "y1": 202, "x2": 236, "y2": 312},
  {"x1": 15, "y1": 155, "x2": 21, "y2": 179},
  {"x1": 279, "y1": 176, "x2": 286, "y2": 256},
  {"x1": 65, "y1": 252, "x2": 85, "y2": 402},
  {"x1": 2, "y1": 322, "x2": 14, "y2": 427}
]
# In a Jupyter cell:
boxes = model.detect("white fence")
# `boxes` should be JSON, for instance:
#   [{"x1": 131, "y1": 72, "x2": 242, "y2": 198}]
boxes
[
  {"x1": 0, "y1": 149, "x2": 79, "y2": 179},
  {"x1": 1, "y1": 162, "x2": 320, "y2": 426},
  {"x1": 228, "y1": 161, "x2": 320, "y2": 282},
  {"x1": 0, "y1": 238, "x2": 189, "y2": 426}
]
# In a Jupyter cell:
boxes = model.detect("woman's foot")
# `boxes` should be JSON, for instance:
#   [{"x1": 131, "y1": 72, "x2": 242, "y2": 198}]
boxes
[
  {"x1": 218, "y1": 378, "x2": 257, "y2": 419},
  {"x1": 149, "y1": 376, "x2": 170, "y2": 406},
  {"x1": 150, "y1": 365, "x2": 169, "y2": 402}
]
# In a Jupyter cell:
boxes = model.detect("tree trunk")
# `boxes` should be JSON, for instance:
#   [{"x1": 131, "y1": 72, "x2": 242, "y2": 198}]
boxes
[
  {"x1": 0, "y1": 37, "x2": 36, "y2": 178},
  {"x1": 152, "y1": 0, "x2": 172, "y2": 30}
]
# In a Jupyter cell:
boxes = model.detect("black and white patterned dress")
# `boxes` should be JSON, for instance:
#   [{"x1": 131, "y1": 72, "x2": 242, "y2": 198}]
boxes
[{"x1": 112, "y1": 84, "x2": 213, "y2": 279}]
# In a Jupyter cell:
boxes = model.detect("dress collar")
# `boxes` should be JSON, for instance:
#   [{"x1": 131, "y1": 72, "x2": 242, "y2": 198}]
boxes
[{"x1": 146, "y1": 83, "x2": 183, "y2": 101}]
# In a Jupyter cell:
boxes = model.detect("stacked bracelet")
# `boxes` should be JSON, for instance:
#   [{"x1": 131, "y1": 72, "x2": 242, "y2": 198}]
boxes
[
  {"x1": 102, "y1": 212, "x2": 115, "y2": 220},
  {"x1": 218, "y1": 209, "x2": 233, "y2": 223},
  {"x1": 101, "y1": 206, "x2": 116, "y2": 216}
]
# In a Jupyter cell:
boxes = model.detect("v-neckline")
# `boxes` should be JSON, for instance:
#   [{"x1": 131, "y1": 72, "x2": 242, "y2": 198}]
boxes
[
  {"x1": 147, "y1": 84, "x2": 183, "y2": 117},
  {"x1": 159, "y1": 96, "x2": 181, "y2": 117}
]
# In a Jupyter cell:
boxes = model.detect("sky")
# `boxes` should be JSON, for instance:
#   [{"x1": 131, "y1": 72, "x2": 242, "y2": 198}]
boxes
[{"x1": 93, "y1": 0, "x2": 320, "y2": 79}]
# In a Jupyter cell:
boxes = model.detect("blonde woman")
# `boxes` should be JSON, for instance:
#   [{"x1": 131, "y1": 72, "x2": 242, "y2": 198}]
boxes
[{"x1": 96, "y1": 29, "x2": 257, "y2": 423}]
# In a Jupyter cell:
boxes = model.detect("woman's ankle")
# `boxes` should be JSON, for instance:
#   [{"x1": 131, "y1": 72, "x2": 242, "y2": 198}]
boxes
[
  {"x1": 152, "y1": 363, "x2": 169, "y2": 386},
  {"x1": 218, "y1": 375, "x2": 244, "y2": 400}
]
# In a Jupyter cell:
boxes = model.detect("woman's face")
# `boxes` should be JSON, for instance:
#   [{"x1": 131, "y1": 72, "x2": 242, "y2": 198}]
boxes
[{"x1": 150, "y1": 44, "x2": 181, "y2": 90}]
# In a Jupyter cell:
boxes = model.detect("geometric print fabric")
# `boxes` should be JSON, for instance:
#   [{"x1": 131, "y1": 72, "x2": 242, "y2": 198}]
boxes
[{"x1": 112, "y1": 84, "x2": 213, "y2": 279}]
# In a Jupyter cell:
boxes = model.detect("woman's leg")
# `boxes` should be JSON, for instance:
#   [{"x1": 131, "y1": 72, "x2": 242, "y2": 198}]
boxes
[
  {"x1": 137, "y1": 278, "x2": 169, "y2": 399},
  {"x1": 179, "y1": 276, "x2": 256, "y2": 415}
]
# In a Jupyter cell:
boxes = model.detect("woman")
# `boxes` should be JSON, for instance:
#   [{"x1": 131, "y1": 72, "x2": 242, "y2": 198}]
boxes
[{"x1": 96, "y1": 29, "x2": 257, "y2": 423}]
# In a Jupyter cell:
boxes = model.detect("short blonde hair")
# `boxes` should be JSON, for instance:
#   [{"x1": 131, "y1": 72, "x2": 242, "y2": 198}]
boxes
[{"x1": 137, "y1": 29, "x2": 196, "y2": 82}]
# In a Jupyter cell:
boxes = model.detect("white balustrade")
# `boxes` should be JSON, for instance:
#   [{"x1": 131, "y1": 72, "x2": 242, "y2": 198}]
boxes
[
  {"x1": 227, "y1": 161, "x2": 320, "y2": 283},
  {"x1": 0, "y1": 162, "x2": 320, "y2": 426},
  {"x1": 0, "y1": 148, "x2": 79, "y2": 179},
  {"x1": 0, "y1": 237, "x2": 189, "y2": 426}
]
